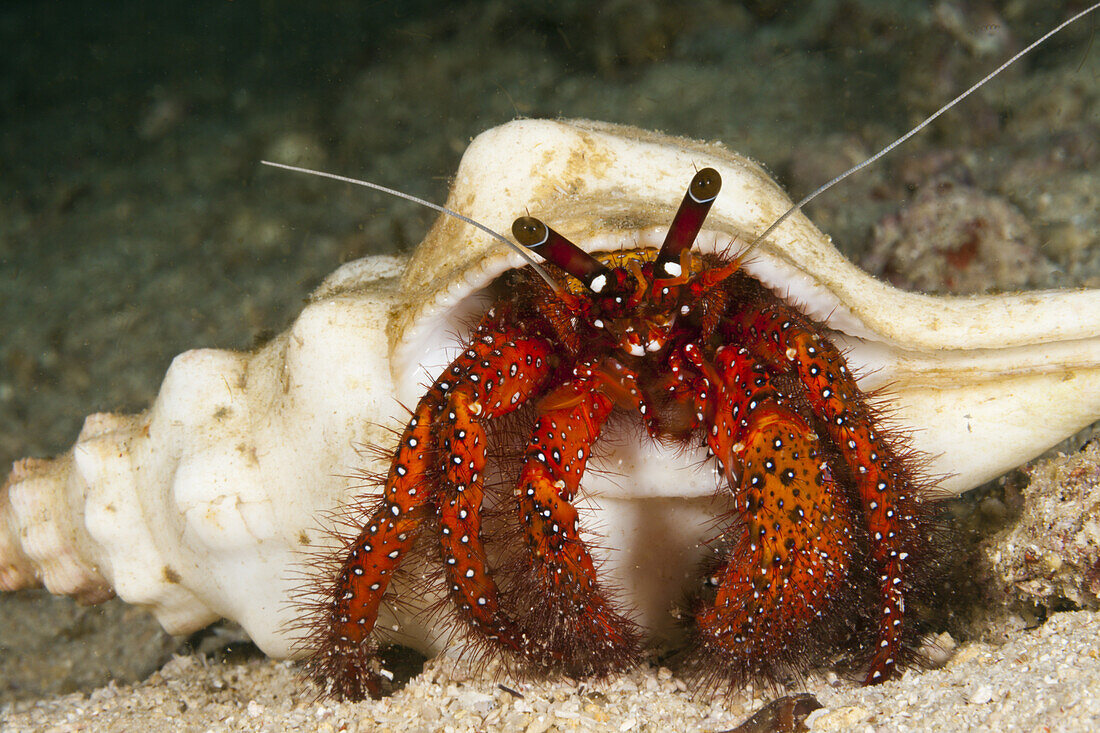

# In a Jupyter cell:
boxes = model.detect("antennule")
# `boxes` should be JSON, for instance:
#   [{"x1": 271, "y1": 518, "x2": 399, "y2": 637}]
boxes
[{"x1": 745, "y1": 2, "x2": 1100, "y2": 255}]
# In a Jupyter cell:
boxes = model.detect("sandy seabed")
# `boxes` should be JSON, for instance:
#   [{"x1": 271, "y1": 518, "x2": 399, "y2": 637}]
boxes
[{"x1": 3, "y1": 610, "x2": 1100, "y2": 732}]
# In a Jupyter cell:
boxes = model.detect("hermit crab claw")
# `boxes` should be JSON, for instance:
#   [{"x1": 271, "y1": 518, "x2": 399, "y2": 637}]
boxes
[{"x1": 2, "y1": 118, "x2": 1099, "y2": 663}]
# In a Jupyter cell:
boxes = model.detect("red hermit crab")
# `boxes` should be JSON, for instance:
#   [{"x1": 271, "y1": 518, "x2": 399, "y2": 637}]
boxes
[{"x1": 306, "y1": 162, "x2": 941, "y2": 700}]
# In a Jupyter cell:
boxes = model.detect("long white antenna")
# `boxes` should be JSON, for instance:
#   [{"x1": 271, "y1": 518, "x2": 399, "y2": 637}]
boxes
[
  {"x1": 746, "y1": 2, "x2": 1100, "y2": 253},
  {"x1": 260, "y1": 160, "x2": 564, "y2": 292}
]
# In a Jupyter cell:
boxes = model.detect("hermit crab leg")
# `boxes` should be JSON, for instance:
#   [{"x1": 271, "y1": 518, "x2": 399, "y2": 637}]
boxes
[
  {"x1": 726, "y1": 308, "x2": 935, "y2": 684},
  {"x1": 308, "y1": 391, "x2": 439, "y2": 699},
  {"x1": 512, "y1": 362, "x2": 643, "y2": 673},
  {"x1": 433, "y1": 332, "x2": 555, "y2": 645},
  {"x1": 309, "y1": 330, "x2": 553, "y2": 698},
  {"x1": 682, "y1": 343, "x2": 857, "y2": 679}
]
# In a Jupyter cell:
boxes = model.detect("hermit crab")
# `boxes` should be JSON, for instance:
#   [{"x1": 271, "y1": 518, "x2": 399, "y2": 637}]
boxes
[
  {"x1": 305, "y1": 157, "x2": 945, "y2": 699},
  {"x1": 3, "y1": 111, "x2": 1100, "y2": 700},
  {"x1": 7, "y1": 0, "x2": 1100, "y2": 700}
]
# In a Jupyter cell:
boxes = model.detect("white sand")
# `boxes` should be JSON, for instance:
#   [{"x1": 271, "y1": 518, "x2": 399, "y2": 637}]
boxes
[{"x1": 4, "y1": 609, "x2": 1100, "y2": 732}]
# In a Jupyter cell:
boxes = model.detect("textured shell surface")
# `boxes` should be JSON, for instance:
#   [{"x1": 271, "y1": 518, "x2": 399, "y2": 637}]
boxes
[{"x1": 2, "y1": 5, "x2": 1100, "y2": 697}]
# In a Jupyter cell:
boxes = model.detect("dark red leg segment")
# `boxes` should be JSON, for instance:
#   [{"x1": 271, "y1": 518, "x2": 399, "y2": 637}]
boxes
[{"x1": 513, "y1": 366, "x2": 641, "y2": 673}]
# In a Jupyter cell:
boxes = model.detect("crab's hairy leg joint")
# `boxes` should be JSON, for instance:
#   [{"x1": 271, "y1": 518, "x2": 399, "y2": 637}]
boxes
[
  {"x1": 516, "y1": 372, "x2": 641, "y2": 672},
  {"x1": 729, "y1": 308, "x2": 935, "y2": 684},
  {"x1": 435, "y1": 334, "x2": 556, "y2": 643}
]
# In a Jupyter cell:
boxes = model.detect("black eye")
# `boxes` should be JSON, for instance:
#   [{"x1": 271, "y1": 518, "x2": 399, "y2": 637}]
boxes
[{"x1": 689, "y1": 168, "x2": 721, "y2": 203}]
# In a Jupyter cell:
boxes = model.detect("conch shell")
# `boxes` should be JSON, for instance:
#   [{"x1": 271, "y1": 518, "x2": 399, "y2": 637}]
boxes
[{"x1": 2, "y1": 119, "x2": 1099, "y2": 661}]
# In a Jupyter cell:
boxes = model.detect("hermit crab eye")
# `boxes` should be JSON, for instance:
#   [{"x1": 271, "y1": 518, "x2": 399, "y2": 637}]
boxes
[
  {"x1": 689, "y1": 167, "x2": 721, "y2": 204},
  {"x1": 512, "y1": 215, "x2": 612, "y2": 293},
  {"x1": 655, "y1": 167, "x2": 722, "y2": 278},
  {"x1": 511, "y1": 216, "x2": 550, "y2": 248}
]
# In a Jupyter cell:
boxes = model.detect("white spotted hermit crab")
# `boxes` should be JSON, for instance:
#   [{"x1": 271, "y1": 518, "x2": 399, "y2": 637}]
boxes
[{"x1": 2, "y1": 8, "x2": 1100, "y2": 703}]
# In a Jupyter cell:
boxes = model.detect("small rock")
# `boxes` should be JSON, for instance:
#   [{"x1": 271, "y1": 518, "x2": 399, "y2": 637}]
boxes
[
  {"x1": 923, "y1": 631, "x2": 958, "y2": 668},
  {"x1": 809, "y1": 705, "x2": 870, "y2": 730},
  {"x1": 456, "y1": 688, "x2": 495, "y2": 716}
]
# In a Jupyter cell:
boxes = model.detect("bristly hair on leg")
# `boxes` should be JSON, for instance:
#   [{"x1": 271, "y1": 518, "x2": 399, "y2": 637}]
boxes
[
  {"x1": 282, "y1": 438, "x2": 434, "y2": 701},
  {"x1": 675, "y1": 345, "x2": 955, "y2": 696}
]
